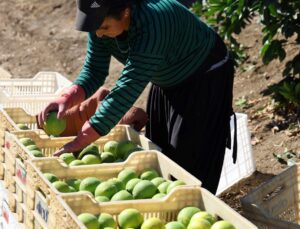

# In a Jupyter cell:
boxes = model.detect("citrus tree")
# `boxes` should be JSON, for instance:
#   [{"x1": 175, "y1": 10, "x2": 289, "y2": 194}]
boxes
[{"x1": 192, "y1": 0, "x2": 300, "y2": 112}]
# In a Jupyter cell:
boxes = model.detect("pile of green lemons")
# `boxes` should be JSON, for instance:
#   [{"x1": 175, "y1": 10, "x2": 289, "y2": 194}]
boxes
[
  {"x1": 59, "y1": 140, "x2": 142, "y2": 166},
  {"x1": 19, "y1": 137, "x2": 43, "y2": 157},
  {"x1": 43, "y1": 167, "x2": 186, "y2": 201},
  {"x1": 77, "y1": 206, "x2": 236, "y2": 229}
]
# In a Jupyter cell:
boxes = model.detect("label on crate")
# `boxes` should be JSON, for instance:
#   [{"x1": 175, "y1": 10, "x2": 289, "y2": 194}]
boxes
[
  {"x1": 4, "y1": 141, "x2": 11, "y2": 149},
  {"x1": 2, "y1": 200, "x2": 19, "y2": 228},
  {"x1": 35, "y1": 192, "x2": 49, "y2": 223},
  {"x1": 16, "y1": 160, "x2": 26, "y2": 185}
]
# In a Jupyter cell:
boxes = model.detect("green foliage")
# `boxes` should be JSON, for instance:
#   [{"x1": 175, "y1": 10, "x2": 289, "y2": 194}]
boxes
[
  {"x1": 192, "y1": 0, "x2": 300, "y2": 76},
  {"x1": 235, "y1": 96, "x2": 251, "y2": 109},
  {"x1": 268, "y1": 78, "x2": 300, "y2": 113},
  {"x1": 273, "y1": 148, "x2": 298, "y2": 166}
]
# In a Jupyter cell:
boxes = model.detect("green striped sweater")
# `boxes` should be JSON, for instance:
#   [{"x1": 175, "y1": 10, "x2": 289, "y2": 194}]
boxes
[{"x1": 74, "y1": 0, "x2": 216, "y2": 135}]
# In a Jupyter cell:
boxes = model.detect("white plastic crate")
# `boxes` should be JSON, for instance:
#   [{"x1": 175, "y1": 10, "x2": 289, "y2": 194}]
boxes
[
  {"x1": 0, "y1": 71, "x2": 71, "y2": 115},
  {"x1": 216, "y1": 113, "x2": 255, "y2": 195},
  {"x1": 0, "y1": 71, "x2": 71, "y2": 96}
]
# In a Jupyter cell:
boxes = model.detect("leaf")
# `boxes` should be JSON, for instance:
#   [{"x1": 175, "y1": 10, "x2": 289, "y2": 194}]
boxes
[
  {"x1": 279, "y1": 90, "x2": 294, "y2": 102},
  {"x1": 272, "y1": 153, "x2": 287, "y2": 165},
  {"x1": 292, "y1": 54, "x2": 300, "y2": 75},
  {"x1": 284, "y1": 151, "x2": 297, "y2": 159},
  {"x1": 295, "y1": 83, "x2": 300, "y2": 99},
  {"x1": 268, "y1": 4, "x2": 278, "y2": 17},
  {"x1": 235, "y1": 97, "x2": 248, "y2": 108},
  {"x1": 260, "y1": 40, "x2": 270, "y2": 60}
]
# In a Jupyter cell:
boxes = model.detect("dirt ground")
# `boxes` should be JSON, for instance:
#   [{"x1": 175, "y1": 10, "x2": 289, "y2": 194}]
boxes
[{"x1": 1, "y1": 0, "x2": 300, "y2": 215}]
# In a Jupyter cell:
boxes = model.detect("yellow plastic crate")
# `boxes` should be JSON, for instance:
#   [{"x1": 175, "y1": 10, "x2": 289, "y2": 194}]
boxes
[
  {"x1": 241, "y1": 163, "x2": 300, "y2": 229},
  {"x1": 3, "y1": 125, "x2": 160, "y2": 227},
  {"x1": 25, "y1": 150, "x2": 201, "y2": 228},
  {"x1": 0, "y1": 107, "x2": 40, "y2": 133},
  {"x1": 51, "y1": 186, "x2": 257, "y2": 229},
  {"x1": 4, "y1": 125, "x2": 159, "y2": 180},
  {"x1": 0, "y1": 107, "x2": 47, "y2": 179}
]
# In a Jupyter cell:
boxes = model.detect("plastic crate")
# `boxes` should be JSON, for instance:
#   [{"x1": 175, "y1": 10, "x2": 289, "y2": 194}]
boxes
[
  {"x1": 0, "y1": 71, "x2": 71, "y2": 115},
  {"x1": 0, "y1": 71, "x2": 71, "y2": 96},
  {"x1": 0, "y1": 107, "x2": 40, "y2": 133},
  {"x1": 4, "y1": 124, "x2": 159, "y2": 180},
  {"x1": 51, "y1": 186, "x2": 257, "y2": 229},
  {"x1": 25, "y1": 150, "x2": 201, "y2": 228},
  {"x1": 241, "y1": 163, "x2": 300, "y2": 229},
  {"x1": 216, "y1": 113, "x2": 256, "y2": 195},
  {"x1": 3, "y1": 125, "x2": 160, "y2": 226},
  {"x1": 0, "y1": 107, "x2": 47, "y2": 179}
]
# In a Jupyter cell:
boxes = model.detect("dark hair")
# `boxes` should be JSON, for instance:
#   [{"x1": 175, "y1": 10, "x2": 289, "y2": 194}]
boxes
[{"x1": 106, "y1": 0, "x2": 131, "y2": 20}]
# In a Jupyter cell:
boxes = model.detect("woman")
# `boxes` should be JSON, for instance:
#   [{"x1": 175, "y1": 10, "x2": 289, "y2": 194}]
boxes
[{"x1": 38, "y1": 0, "x2": 235, "y2": 194}]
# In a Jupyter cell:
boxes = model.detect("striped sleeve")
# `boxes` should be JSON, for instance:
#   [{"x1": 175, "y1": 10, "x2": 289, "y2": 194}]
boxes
[
  {"x1": 89, "y1": 52, "x2": 163, "y2": 135},
  {"x1": 74, "y1": 32, "x2": 111, "y2": 98}
]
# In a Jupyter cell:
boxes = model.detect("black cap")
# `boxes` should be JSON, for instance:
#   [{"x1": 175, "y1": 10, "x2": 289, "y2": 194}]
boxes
[{"x1": 75, "y1": 0, "x2": 110, "y2": 32}]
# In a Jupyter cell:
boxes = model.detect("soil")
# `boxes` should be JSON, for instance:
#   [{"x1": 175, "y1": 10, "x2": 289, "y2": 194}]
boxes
[{"x1": 1, "y1": 0, "x2": 300, "y2": 215}]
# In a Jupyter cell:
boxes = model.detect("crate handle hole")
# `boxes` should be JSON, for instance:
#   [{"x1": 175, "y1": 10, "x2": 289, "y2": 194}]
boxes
[{"x1": 168, "y1": 174, "x2": 178, "y2": 181}]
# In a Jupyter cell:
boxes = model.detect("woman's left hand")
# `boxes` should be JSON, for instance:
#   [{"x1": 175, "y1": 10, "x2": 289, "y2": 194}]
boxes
[{"x1": 53, "y1": 121, "x2": 101, "y2": 157}]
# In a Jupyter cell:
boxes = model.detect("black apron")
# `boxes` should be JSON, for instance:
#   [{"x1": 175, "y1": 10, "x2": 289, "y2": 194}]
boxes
[{"x1": 145, "y1": 35, "x2": 236, "y2": 194}]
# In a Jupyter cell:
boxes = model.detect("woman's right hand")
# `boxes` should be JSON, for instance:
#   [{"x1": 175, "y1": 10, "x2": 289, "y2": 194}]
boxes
[{"x1": 37, "y1": 85, "x2": 86, "y2": 128}]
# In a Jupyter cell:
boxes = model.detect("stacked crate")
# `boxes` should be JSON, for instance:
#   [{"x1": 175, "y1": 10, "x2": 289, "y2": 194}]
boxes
[
  {"x1": 25, "y1": 150, "x2": 201, "y2": 228},
  {"x1": 3, "y1": 125, "x2": 160, "y2": 227},
  {"x1": 0, "y1": 107, "x2": 47, "y2": 180},
  {"x1": 0, "y1": 71, "x2": 72, "y2": 115},
  {"x1": 0, "y1": 72, "x2": 258, "y2": 229},
  {"x1": 0, "y1": 72, "x2": 71, "y2": 228}
]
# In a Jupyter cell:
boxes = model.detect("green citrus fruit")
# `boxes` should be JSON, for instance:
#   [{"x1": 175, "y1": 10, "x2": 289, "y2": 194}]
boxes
[
  {"x1": 19, "y1": 137, "x2": 35, "y2": 146},
  {"x1": 78, "y1": 213, "x2": 99, "y2": 229},
  {"x1": 43, "y1": 111, "x2": 66, "y2": 136},
  {"x1": 17, "y1": 123, "x2": 29, "y2": 130},
  {"x1": 52, "y1": 181, "x2": 70, "y2": 193},
  {"x1": 98, "y1": 213, "x2": 117, "y2": 229},
  {"x1": 43, "y1": 173, "x2": 59, "y2": 183},
  {"x1": 79, "y1": 177, "x2": 101, "y2": 194},
  {"x1": 111, "y1": 190, "x2": 133, "y2": 201},
  {"x1": 211, "y1": 220, "x2": 236, "y2": 229},
  {"x1": 81, "y1": 154, "x2": 101, "y2": 165},
  {"x1": 177, "y1": 206, "x2": 201, "y2": 226},
  {"x1": 140, "y1": 169, "x2": 160, "y2": 180},
  {"x1": 167, "y1": 180, "x2": 186, "y2": 194},
  {"x1": 118, "y1": 208, "x2": 144, "y2": 229},
  {"x1": 141, "y1": 218, "x2": 165, "y2": 229},
  {"x1": 132, "y1": 180, "x2": 157, "y2": 199},
  {"x1": 59, "y1": 153, "x2": 76, "y2": 165},
  {"x1": 94, "y1": 181, "x2": 118, "y2": 199},
  {"x1": 165, "y1": 221, "x2": 186, "y2": 229},
  {"x1": 118, "y1": 168, "x2": 138, "y2": 185}
]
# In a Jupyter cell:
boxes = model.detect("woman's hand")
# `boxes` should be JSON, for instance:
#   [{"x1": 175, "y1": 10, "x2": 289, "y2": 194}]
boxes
[
  {"x1": 119, "y1": 106, "x2": 148, "y2": 131},
  {"x1": 53, "y1": 121, "x2": 101, "y2": 157},
  {"x1": 37, "y1": 85, "x2": 85, "y2": 128}
]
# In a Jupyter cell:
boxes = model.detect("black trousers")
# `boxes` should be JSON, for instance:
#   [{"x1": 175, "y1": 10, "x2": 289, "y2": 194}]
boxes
[{"x1": 145, "y1": 37, "x2": 235, "y2": 194}]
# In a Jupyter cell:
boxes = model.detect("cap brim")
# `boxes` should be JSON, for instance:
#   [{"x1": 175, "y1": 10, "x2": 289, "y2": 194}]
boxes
[{"x1": 75, "y1": 8, "x2": 107, "y2": 32}]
